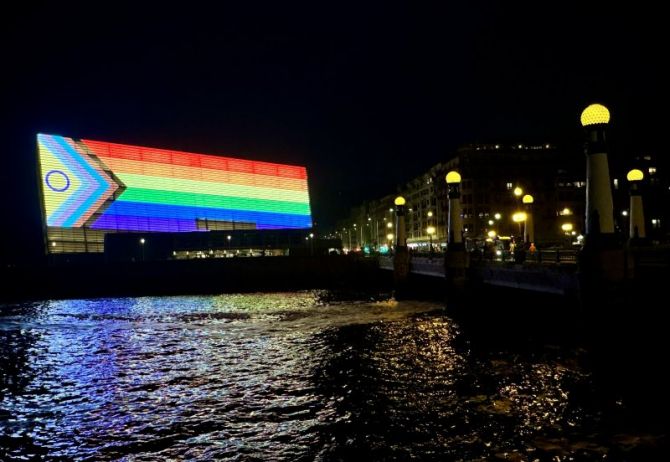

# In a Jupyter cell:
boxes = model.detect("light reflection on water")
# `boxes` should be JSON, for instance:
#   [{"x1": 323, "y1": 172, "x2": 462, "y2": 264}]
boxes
[{"x1": 0, "y1": 291, "x2": 664, "y2": 460}]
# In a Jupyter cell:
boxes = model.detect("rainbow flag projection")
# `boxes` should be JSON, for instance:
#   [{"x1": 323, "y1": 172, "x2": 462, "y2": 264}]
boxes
[{"x1": 37, "y1": 134, "x2": 312, "y2": 235}]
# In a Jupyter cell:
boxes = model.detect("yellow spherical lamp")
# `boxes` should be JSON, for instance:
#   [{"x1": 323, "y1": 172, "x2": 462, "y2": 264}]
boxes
[
  {"x1": 394, "y1": 196, "x2": 406, "y2": 206},
  {"x1": 626, "y1": 169, "x2": 644, "y2": 182},
  {"x1": 445, "y1": 171, "x2": 461, "y2": 184},
  {"x1": 580, "y1": 103, "x2": 610, "y2": 127}
]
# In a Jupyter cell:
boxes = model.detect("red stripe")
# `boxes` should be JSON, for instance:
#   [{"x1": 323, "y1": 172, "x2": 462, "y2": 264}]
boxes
[{"x1": 82, "y1": 139, "x2": 307, "y2": 180}]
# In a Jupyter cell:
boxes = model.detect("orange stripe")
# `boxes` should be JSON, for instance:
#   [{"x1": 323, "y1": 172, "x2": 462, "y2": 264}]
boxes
[
  {"x1": 82, "y1": 139, "x2": 307, "y2": 180},
  {"x1": 96, "y1": 156, "x2": 309, "y2": 191}
]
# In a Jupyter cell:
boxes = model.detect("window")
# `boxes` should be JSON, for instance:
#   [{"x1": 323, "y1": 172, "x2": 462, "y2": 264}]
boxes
[{"x1": 506, "y1": 182, "x2": 513, "y2": 190}]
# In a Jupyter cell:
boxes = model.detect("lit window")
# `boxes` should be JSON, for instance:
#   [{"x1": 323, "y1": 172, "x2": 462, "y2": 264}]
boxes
[
  {"x1": 649, "y1": 167, "x2": 657, "y2": 175},
  {"x1": 613, "y1": 179, "x2": 619, "y2": 189},
  {"x1": 506, "y1": 182, "x2": 513, "y2": 190},
  {"x1": 651, "y1": 219, "x2": 661, "y2": 228}
]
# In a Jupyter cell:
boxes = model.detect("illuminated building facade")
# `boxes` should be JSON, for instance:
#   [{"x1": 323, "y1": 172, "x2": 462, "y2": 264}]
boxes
[
  {"x1": 338, "y1": 143, "x2": 586, "y2": 249},
  {"x1": 37, "y1": 134, "x2": 312, "y2": 253}
]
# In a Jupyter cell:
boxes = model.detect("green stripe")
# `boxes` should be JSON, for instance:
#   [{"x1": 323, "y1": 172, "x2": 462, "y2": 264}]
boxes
[
  {"x1": 117, "y1": 172, "x2": 310, "y2": 204},
  {"x1": 118, "y1": 188, "x2": 312, "y2": 215}
]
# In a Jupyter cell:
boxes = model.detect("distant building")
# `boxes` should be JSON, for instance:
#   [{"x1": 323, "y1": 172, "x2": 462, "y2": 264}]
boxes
[
  {"x1": 337, "y1": 142, "x2": 586, "y2": 250},
  {"x1": 443, "y1": 143, "x2": 584, "y2": 244}
]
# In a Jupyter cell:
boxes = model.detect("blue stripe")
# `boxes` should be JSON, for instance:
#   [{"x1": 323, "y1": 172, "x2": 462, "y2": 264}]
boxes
[
  {"x1": 52, "y1": 136, "x2": 110, "y2": 227},
  {"x1": 101, "y1": 201, "x2": 312, "y2": 228}
]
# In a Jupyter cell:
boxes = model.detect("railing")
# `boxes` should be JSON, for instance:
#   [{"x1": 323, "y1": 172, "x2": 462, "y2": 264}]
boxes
[{"x1": 469, "y1": 248, "x2": 578, "y2": 265}]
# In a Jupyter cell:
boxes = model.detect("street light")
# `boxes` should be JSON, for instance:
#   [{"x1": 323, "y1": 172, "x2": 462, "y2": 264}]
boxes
[
  {"x1": 561, "y1": 223, "x2": 574, "y2": 247},
  {"x1": 445, "y1": 171, "x2": 463, "y2": 248},
  {"x1": 512, "y1": 212, "x2": 527, "y2": 237},
  {"x1": 522, "y1": 194, "x2": 534, "y2": 243},
  {"x1": 581, "y1": 103, "x2": 615, "y2": 237},
  {"x1": 139, "y1": 237, "x2": 146, "y2": 261},
  {"x1": 308, "y1": 233, "x2": 314, "y2": 256},
  {"x1": 394, "y1": 195, "x2": 407, "y2": 249},
  {"x1": 514, "y1": 186, "x2": 523, "y2": 197},
  {"x1": 627, "y1": 168, "x2": 646, "y2": 239},
  {"x1": 342, "y1": 228, "x2": 352, "y2": 251},
  {"x1": 427, "y1": 225, "x2": 436, "y2": 258}
]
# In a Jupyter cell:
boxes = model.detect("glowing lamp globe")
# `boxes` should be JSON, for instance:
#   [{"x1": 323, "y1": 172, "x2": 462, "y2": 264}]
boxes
[
  {"x1": 561, "y1": 223, "x2": 573, "y2": 232},
  {"x1": 522, "y1": 194, "x2": 534, "y2": 204},
  {"x1": 512, "y1": 212, "x2": 527, "y2": 222},
  {"x1": 394, "y1": 196, "x2": 406, "y2": 206},
  {"x1": 513, "y1": 187, "x2": 523, "y2": 197},
  {"x1": 427, "y1": 226, "x2": 436, "y2": 235},
  {"x1": 626, "y1": 169, "x2": 644, "y2": 182},
  {"x1": 580, "y1": 104, "x2": 610, "y2": 126},
  {"x1": 445, "y1": 171, "x2": 461, "y2": 184},
  {"x1": 487, "y1": 230, "x2": 496, "y2": 238}
]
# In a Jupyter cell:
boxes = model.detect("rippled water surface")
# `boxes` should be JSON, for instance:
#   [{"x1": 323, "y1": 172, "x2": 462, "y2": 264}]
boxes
[{"x1": 1, "y1": 291, "x2": 666, "y2": 460}]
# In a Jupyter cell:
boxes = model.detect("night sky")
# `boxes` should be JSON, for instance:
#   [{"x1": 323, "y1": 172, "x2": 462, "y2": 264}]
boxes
[{"x1": 2, "y1": 2, "x2": 667, "y2": 262}]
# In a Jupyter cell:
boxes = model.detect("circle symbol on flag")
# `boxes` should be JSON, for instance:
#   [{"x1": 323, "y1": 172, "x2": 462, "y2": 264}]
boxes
[{"x1": 46, "y1": 170, "x2": 71, "y2": 192}]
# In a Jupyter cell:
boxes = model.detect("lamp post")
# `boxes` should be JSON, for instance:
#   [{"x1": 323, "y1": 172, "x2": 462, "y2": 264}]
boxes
[
  {"x1": 394, "y1": 196, "x2": 407, "y2": 248},
  {"x1": 561, "y1": 223, "x2": 574, "y2": 248},
  {"x1": 512, "y1": 212, "x2": 527, "y2": 239},
  {"x1": 446, "y1": 171, "x2": 463, "y2": 249},
  {"x1": 522, "y1": 194, "x2": 534, "y2": 244},
  {"x1": 353, "y1": 223, "x2": 358, "y2": 249},
  {"x1": 581, "y1": 103, "x2": 615, "y2": 239},
  {"x1": 427, "y1": 225, "x2": 436, "y2": 259},
  {"x1": 343, "y1": 228, "x2": 351, "y2": 252},
  {"x1": 393, "y1": 196, "x2": 410, "y2": 290},
  {"x1": 365, "y1": 217, "x2": 377, "y2": 247},
  {"x1": 627, "y1": 169, "x2": 646, "y2": 241},
  {"x1": 445, "y1": 171, "x2": 468, "y2": 286}
]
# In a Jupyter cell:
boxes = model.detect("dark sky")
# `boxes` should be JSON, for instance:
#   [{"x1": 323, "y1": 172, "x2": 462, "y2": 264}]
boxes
[{"x1": 2, "y1": 2, "x2": 667, "y2": 261}]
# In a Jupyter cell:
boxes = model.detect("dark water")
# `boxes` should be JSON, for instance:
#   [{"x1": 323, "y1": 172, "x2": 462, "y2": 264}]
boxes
[{"x1": 1, "y1": 291, "x2": 666, "y2": 461}]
